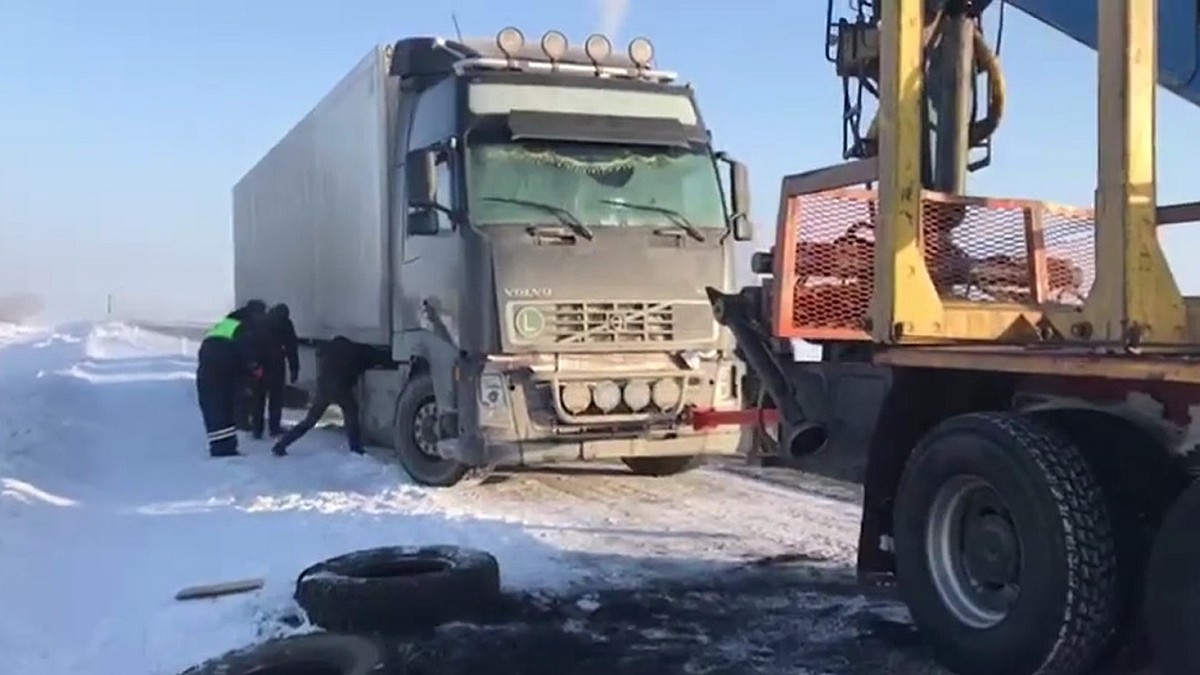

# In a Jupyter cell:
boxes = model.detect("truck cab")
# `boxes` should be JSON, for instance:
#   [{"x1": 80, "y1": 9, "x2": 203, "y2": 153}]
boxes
[{"x1": 361, "y1": 30, "x2": 753, "y2": 485}]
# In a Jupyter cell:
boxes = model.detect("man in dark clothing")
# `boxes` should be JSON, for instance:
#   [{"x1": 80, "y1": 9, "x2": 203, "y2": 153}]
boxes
[
  {"x1": 196, "y1": 300, "x2": 266, "y2": 457},
  {"x1": 232, "y1": 301, "x2": 269, "y2": 432},
  {"x1": 249, "y1": 303, "x2": 300, "y2": 439},
  {"x1": 271, "y1": 336, "x2": 389, "y2": 457}
]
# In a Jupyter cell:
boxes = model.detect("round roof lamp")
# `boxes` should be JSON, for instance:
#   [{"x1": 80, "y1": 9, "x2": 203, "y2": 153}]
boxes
[
  {"x1": 496, "y1": 27, "x2": 525, "y2": 58},
  {"x1": 540, "y1": 30, "x2": 569, "y2": 62},
  {"x1": 584, "y1": 33, "x2": 613, "y2": 64},
  {"x1": 628, "y1": 37, "x2": 654, "y2": 68}
]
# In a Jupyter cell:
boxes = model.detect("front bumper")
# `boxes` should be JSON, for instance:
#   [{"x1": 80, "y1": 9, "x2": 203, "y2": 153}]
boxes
[
  {"x1": 455, "y1": 353, "x2": 746, "y2": 467},
  {"x1": 475, "y1": 427, "x2": 743, "y2": 467}
]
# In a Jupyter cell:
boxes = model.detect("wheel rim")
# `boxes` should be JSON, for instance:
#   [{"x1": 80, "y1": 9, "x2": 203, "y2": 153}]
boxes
[
  {"x1": 925, "y1": 475, "x2": 1022, "y2": 629},
  {"x1": 412, "y1": 398, "x2": 441, "y2": 459}
]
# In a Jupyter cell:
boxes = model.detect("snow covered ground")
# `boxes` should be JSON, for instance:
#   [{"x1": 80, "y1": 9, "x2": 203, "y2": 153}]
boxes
[{"x1": 0, "y1": 321, "x2": 868, "y2": 675}]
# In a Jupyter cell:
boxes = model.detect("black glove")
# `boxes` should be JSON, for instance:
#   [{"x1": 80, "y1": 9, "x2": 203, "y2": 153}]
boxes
[{"x1": 289, "y1": 367, "x2": 299, "y2": 384}]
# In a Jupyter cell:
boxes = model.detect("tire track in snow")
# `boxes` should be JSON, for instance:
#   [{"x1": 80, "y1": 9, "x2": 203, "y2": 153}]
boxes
[{"x1": 417, "y1": 463, "x2": 864, "y2": 589}]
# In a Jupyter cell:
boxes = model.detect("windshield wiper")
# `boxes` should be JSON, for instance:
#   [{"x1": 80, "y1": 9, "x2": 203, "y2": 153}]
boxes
[
  {"x1": 481, "y1": 197, "x2": 594, "y2": 240},
  {"x1": 598, "y1": 199, "x2": 706, "y2": 242}
]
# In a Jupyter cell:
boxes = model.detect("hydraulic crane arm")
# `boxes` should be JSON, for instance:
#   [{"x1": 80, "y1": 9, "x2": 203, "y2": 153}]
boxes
[{"x1": 982, "y1": 0, "x2": 1200, "y2": 107}]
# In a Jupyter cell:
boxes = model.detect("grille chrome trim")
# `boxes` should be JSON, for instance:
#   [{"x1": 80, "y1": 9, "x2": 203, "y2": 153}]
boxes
[{"x1": 507, "y1": 300, "x2": 716, "y2": 346}]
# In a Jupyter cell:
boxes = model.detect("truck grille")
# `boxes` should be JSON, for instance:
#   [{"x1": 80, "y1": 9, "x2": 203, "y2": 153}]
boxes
[
  {"x1": 508, "y1": 300, "x2": 718, "y2": 346},
  {"x1": 550, "y1": 301, "x2": 675, "y2": 344}
]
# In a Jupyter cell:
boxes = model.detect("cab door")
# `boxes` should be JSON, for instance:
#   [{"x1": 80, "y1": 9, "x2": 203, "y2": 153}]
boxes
[{"x1": 397, "y1": 77, "x2": 465, "y2": 346}]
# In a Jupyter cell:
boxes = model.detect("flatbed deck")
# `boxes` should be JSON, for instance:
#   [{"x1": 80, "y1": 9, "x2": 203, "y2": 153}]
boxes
[{"x1": 873, "y1": 344, "x2": 1200, "y2": 383}]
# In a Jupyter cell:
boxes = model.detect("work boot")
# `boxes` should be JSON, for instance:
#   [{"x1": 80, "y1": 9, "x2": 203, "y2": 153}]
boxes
[
  {"x1": 349, "y1": 444, "x2": 365, "y2": 455},
  {"x1": 271, "y1": 442, "x2": 288, "y2": 457},
  {"x1": 210, "y1": 432, "x2": 240, "y2": 454}
]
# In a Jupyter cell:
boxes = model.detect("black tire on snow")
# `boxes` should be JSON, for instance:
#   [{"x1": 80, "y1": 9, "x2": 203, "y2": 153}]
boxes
[
  {"x1": 394, "y1": 373, "x2": 470, "y2": 487},
  {"x1": 177, "y1": 633, "x2": 381, "y2": 675},
  {"x1": 622, "y1": 455, "x2": 702, "y2": 476},
  {"x1": 892, "y1": 412, "x2": 1119, "y2": 675},
  {"x1": 295, "y1": 545, "x2": 501, "y2": 634},
  {"x1": 1144, "y1": 477, "x2": 1200, "y2": 675}
]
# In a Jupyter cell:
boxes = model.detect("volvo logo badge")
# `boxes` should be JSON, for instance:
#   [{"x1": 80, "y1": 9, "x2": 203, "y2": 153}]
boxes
[{"x1": 514, "y1": 306, "x2": 546, "y2": 338}]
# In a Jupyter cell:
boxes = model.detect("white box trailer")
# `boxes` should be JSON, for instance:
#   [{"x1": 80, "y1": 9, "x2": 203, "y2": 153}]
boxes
[{"x1": 233, "y1": 46, "x2": 396, "y2": 344}]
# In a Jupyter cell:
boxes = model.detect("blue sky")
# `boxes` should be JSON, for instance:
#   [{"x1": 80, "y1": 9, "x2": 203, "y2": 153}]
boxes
[{"x1": 2, "y1": 0, "x2": 1199, "y2": 321}]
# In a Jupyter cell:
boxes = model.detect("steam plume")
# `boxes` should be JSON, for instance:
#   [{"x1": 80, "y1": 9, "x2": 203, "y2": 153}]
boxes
[{"x1": 597, "y1": 0, "x2": 630, "y2": 42}]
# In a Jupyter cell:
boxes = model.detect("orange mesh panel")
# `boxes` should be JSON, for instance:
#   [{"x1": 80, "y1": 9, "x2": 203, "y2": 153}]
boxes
[
  {"x1": 1040, "y1": 207, "x2": 1096, "y2": 305},
  {"x1": 785, "y1": 191, "x2": 877, "y2": 340},
  {"x1": 777, "y1": 189, "x2": 1095, "y2": 340}
]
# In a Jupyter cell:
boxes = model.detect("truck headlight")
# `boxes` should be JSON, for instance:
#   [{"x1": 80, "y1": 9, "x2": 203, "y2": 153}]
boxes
[
  {"x1": 561, "y1": 382, "x2": 591, "y2": 414},
  {"x1": 592, "y1": 380, "x2": 621, "y2": 413},
  {"x1": 652, "y1": 378, "x2": 681, "y2": 409},
  {"x1": 623, "y1": 380, "x2": 652, "y2": 411},
  {"x1": 479, "y1": 373, "x2": 506, "y2": 409},
  {"x1": 716, "y1": 366, "x2": 734, "y2": 400}
]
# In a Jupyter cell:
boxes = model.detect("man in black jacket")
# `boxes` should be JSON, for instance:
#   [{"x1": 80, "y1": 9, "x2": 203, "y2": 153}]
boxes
[
  {"x1": 249, "y1": 303, "x2": 300, "y2": 439},
  {"x1": 197, "y1": 300, "x2": 266, "y2": 457},
  {"x1": 232, "y1": 302, "x2": 269, "y2": 432},
  {"x1": 271, "y1": 336, "x2": 389, "y2": 457}
]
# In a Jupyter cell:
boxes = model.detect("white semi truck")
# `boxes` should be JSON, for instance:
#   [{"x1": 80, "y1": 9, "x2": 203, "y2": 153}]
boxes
[{"x1": 232, "y1": 29, "x2": 753, "y2": 486}]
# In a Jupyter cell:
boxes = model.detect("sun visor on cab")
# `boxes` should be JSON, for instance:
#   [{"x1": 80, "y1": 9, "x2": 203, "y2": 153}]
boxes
[{"x1": 506, "y1": 110, "x2": 706, "y2": 148}]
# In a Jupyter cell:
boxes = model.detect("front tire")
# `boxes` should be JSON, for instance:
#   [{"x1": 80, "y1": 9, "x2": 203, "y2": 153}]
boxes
[
  {"x1": 394, "y1": 373, "x2": 470, "y2": 487},
  {"x1": 892, "y1": 412, "x2": 1119, "y2": 675}
]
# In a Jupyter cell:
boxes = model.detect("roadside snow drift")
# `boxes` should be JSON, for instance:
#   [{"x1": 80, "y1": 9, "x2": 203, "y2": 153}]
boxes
[{"x1": 0, "y1": 322, "x2": 864, "y2": 675}]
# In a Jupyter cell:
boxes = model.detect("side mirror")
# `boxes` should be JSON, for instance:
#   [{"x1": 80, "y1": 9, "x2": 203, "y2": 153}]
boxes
[
  {"x1": 406, "y1": 208, "x2": 440, "y2": 236},
  {"x1": 405, "y1": 149, "x2": 438, "y2": 207},
  {"x1": 732, "y1": 214, "x2": 754, "y2": 242},
  {"x1": 725, "y1": 155, "x2": 754, "y2": 242}
]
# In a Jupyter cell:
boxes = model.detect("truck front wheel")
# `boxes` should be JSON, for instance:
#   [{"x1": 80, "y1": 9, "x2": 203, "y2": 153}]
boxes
[
  {"x1": 394, "y1": 374, "x2": 469, "y2": 487},
  {"x1": 892, "y1": 412, "x2": 1118, "y2": 675}
]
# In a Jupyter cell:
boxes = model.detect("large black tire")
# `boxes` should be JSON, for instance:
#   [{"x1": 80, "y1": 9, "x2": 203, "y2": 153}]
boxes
[
  {"x1": 295, "y1": 545, "x2": 502, "y2": 634},
  {"x1": 622, "y1": 455, "x2": 702, "y2": 476},
  {"x1": 178, "y1": 633, "x2": 381, "y2": 675},
  {"x1": 394, "y1": 373, "x2": 470, "y2": 487},
  {"x1": 1144, "y1": 477, "x2": 1200, "y2": 675},
  {"x1": 892, "y1": 412, "x2": 1119, "y2": 675}
]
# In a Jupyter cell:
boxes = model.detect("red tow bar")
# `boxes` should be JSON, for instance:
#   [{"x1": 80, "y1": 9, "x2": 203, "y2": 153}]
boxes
[{"x1": 689, "y1": 407, "x2": 781, "y2": 430}]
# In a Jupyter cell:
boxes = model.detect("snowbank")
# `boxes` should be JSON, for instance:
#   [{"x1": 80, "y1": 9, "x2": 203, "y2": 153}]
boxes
[
  {"x1": 0, "y1": 321, "x2": 43, "y2": 348},
  {"x1": 0, "y1": 322, "x2": 583, "y2": 674}
]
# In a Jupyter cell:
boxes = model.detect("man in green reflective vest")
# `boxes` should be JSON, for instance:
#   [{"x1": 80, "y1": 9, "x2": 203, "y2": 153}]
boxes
[{"x1": 196, "y1": 300, "x2": 266, "y2": 457}]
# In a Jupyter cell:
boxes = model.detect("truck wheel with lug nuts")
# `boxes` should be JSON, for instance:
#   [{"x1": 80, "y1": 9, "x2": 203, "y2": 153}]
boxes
[
  {"x1": 892, "y1": 412, "x2": 1119, "y2": 675},
  {"x1": 394, "y1": 373, "x2": 470, "y2": 487},
  {"x1": 621, "y1": 455, "x2": 701, "y2": 476}
]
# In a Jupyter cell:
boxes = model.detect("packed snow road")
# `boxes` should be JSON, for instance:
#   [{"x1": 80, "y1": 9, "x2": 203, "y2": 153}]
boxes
[{"x1": 0, "y1": 321, "x2": 939, "y2": 674}]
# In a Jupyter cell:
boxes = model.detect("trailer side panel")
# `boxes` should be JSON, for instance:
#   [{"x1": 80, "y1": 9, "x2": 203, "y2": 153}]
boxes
[{"x1": 232, "y1": 46, "x2": 393, "y2": 344}]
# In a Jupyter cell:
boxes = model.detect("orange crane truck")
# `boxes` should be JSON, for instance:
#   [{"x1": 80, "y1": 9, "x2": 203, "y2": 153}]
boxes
[{"x1": 697, "y1": 1, "x2": 1200, "y2": 673}]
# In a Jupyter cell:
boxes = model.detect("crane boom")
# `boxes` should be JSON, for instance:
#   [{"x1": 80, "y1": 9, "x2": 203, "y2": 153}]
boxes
[{"x1": 989, "y1": 0, "x2": 1200, "y2": 106}]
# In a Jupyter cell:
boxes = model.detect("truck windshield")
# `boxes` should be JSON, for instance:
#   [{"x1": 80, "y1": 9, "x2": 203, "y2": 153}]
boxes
[{"x1": 467, "y1": 142, "x2": 726, "y2": 230}]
